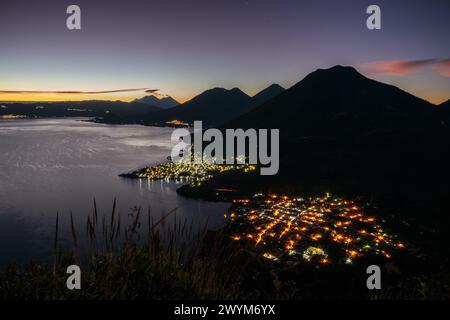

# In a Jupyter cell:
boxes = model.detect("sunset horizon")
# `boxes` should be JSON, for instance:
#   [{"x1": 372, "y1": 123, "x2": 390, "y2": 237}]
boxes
[
  {"x1": 1, "y1": 0, "x2": 449, "y2": 105},
  {"x1": 1, "y1": 63, "x2": 449, "y2": 105}
]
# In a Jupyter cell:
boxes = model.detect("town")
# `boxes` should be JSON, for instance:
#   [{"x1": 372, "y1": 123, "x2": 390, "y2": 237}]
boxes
[{"x1": 171, "y1": 121, "x2": 280, "y2": 175}]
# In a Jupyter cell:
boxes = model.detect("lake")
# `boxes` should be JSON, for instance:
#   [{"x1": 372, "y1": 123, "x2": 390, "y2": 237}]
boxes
[{"x1": 0, "y1": 118, "x2": 230, "y2": 265}]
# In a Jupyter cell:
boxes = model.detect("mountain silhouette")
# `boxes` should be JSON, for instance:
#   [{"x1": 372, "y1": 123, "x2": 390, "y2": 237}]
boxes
[
  {"x1": 133, "y1": 95, "x2": 179, "y2": 109},
  {"x1": 226, "y1": 65, "x2": 441, "y2": 146},
  {"x1": 251, "y1": 84, "x2": 284, "y2": 107},
  {"x1": 438, "y1": 99, "x2": 450, "y2": 127},
  {"x1": 150, "y1": 87, "x2": 253, "y2": 127},
  {"x1": 439, "y1": 99, "x2": 450, "y2": 110},
  {"x1": 170, "y1": 67, "x2": 450, "y2": 252},
  {"x1": 193, "y1": 66, "x2": 450, "y2": 225},
  {"x1": 148, "y1": 85, "x2": 284, "y2": 127},
  {"x1": 213, "y1": 65, "x2": 450, "y2": 204}
]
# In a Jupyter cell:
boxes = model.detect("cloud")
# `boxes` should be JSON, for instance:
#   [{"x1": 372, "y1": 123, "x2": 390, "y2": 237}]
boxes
[
  {"x1": 0, "y1": 88, "x2": 159, "y2": 95},
  {"x1": 361, "y1": 59, "x2": 450, "y2": 77},
  {"x1": 145, "y1": 89, "x2": 165, "y2": 97}
]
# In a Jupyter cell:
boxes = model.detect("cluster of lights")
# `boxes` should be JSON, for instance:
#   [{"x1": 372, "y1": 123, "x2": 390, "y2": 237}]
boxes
[
  {"x1": 228, "y1": 193, "x2": 406, "y2": 265},
  {"x1": 165, "y1": 119, "x2": 191, "y2": 127},
  {"x1": 0, "y1": 114, "x2": 27, "y2": 119},
  {"x1": 132, "y1": 155, "x2": 256, "y2": 187}
]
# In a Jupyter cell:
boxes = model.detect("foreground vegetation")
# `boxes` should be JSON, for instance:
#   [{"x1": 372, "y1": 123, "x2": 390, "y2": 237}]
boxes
[
  {"x1": 0, "y1": 202, "x2": 245, "y2": 300},
  {"x1": 0, "y1": 201, "x2": 449, "y2": 300}
]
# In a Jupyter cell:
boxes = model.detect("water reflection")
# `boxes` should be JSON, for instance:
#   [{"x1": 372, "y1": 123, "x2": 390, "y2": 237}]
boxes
[{"x1": 0, "y1": 118, "x2": 230, "y2": 266}]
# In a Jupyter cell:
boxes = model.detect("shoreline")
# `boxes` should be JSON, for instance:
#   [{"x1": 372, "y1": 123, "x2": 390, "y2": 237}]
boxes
[{"x1": 91, "y1": 116, "x2": 191, "y2": 129}]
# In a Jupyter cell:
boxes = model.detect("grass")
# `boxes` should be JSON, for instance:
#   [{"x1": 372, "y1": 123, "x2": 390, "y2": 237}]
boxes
[
  {"x1": 0, "y1": 199, "x2": 449, "y2": 300},
  {"x1": 0, "y1": 200, "x2": 245, "y2": 300}
]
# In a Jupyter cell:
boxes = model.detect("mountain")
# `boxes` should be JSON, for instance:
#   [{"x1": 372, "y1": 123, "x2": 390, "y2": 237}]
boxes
[
  {"x1": 134, "y1": 95, "x2": 179, "y2": 109},
  {"x1": 213, "y1": 65, "x2": 450, "y2": 203},
  {"x1": 150, "y1": 87, "x2": 253, "y2": 127},
  {"x1": 439, "y1": 99, "x2": 450, "y2": 110},
  {"x1": 438, "y1": 99, "x2": 450, "y2": 126},
  {"x1": 227, "y1": 65, "x2": 441, "y2": 146},
  {"x1": 189, "y1": 66, "x2": 450, "y2": 220},
  {"x1": 251, "y1": 84, "x2": 284, "y2": 107}
]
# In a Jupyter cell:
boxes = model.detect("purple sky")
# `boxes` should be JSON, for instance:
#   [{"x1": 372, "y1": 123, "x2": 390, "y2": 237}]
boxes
[{"x1": 0, "y1": 0, "x2": 449, "y2": 103}]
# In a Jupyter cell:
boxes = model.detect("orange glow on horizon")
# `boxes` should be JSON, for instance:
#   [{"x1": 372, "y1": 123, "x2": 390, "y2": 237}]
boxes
[
  {"x1": 0, "y1": 92, "x2": 188, "y2": 104},
  {"x1": 0, "y1": 82, "x2": 447, "y2": 105}
]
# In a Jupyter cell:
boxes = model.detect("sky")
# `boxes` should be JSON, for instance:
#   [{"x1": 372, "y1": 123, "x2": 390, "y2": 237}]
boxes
[{"x1": 0, "y1": 0, "x2": 449, "y2": 104}]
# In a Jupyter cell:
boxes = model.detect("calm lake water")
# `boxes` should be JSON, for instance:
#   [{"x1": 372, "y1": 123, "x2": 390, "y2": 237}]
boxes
[{"x1": 0, "y1": 118, "x2": 230, "y2": 265}]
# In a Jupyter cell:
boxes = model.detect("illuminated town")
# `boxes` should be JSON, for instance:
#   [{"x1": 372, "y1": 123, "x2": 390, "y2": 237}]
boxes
[
  {"x1": 165, "y1": 119, "x2": 191, "y2": 127},
  {"x1": 227, "y1": 193, "x2": 406, "y2": 265},
  {"x1": 130, "y1": 156, "x2": 256, "y2": 187}
]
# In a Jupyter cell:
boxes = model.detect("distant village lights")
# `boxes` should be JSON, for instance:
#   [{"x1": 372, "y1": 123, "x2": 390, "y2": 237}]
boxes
[
  {"x1": 171, "y1": 121, "x2": 280, "y2": 175},
  {"x1": 129, "y1": 154, "x2": 256, "y2": 187}
]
